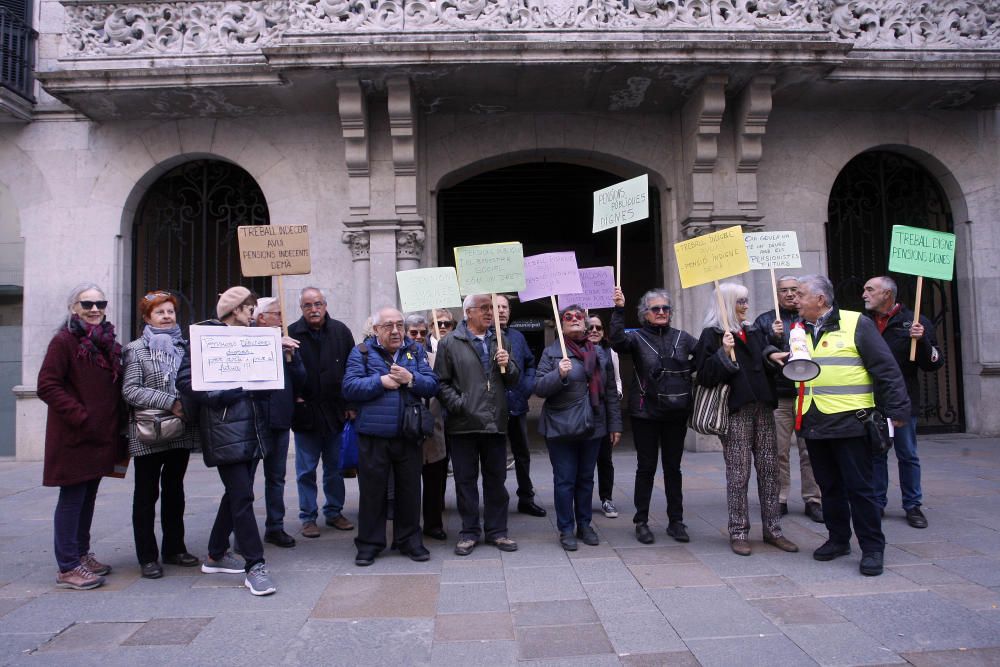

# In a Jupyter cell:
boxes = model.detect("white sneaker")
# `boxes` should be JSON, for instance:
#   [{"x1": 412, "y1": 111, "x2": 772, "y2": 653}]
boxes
[
  {"x1": 244, "y1": 563, "x2": 276, "y2": 596},
  {"x1": 602, "y1": 499, "x2": 619, "y2": 518}
]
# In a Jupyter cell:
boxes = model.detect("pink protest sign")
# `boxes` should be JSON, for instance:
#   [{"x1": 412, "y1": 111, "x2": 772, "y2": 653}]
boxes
[
  {"x1": 557, "y1": 266, "x2": 615, "y2": 311},
  {"x1": 517, "y1": 252, "x2": 583, "y2": 302}
]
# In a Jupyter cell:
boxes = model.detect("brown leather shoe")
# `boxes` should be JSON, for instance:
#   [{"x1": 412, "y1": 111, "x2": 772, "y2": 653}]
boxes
[
  {"x1": 763, "y1": 534, "x2": 799, "y2": 553},
  {"x1": 301, "y1": 521, "x2": 320, "y2": 538},
  {"x1": 326, "y1": 514, "x2": 354, "y2": 531},
  {"x1": 56, "y1": 565, "x2": 104, "y2": 590},
  {"x1": 80, "y1": 553, "x2": 111, "y2": 576},
  {"x1": 730, "y1": 539, "x2": 752, "y2": 556}
]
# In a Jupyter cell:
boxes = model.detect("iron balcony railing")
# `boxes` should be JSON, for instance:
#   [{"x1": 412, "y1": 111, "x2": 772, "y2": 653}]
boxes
[{"x1": 1, "y1": 7, "x2": 36, "y2": 102}]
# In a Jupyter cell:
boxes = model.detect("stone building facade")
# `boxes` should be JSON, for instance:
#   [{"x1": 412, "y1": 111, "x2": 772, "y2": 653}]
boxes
[{"x1": 2, "y1": 0, "x2": 999, "y2": 459}]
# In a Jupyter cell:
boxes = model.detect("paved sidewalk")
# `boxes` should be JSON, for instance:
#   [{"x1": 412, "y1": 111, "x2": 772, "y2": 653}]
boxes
[{"x1": 1, "y1": 435, "x2": 999, "y2": 666}]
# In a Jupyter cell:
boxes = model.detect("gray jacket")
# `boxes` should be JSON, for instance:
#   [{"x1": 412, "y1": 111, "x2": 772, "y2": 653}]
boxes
[
  {"x1": 534, "y1": 340, "x2": 623, "y2": 439},
  {"x1": 433, "y1": 321, "x2": 520, "y2": 436}
]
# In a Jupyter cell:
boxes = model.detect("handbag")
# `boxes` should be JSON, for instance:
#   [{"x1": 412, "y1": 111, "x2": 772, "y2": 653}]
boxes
[
  {"x1": 543, "y1": 395, "x2": 596, "y2": 443},
  {"x1": 133, "y1": 408, "x2": 185, "y2": 444},
  {"x1": 688, "y1": 382, "x2": 730, "y2": 436},
  {"x1": 401, "y1": 388, "x2": 435, "y2": 441},
  {"x1": 339, "y1": 420, "x2": 359, "y2": 469}
]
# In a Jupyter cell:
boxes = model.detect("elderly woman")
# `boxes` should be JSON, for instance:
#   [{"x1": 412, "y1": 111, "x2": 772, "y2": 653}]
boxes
[
  {"x1": 38, "y1": 283, "x2": 125, "y2": 590},
  {"x1": 610, "y1": 288, "x2": 697, "y2": 545},
  {"x1": 695, "y1": 282, "x2": 798, "y2": 556},
  {"x1": 587, "y1": 314, "x2": 622, "y2": 518},
  {"x1": 122, "y1": 291, "x2": 201, "y2": 579},
  {"x1": 535, "y1": 304, "x2": 622, "y2": 551},
  {"x1": 405, "y1": 313, "x2": 430, "y2": 348}
]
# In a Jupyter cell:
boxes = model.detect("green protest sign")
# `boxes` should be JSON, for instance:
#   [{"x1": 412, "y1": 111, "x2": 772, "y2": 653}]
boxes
[
  {"x1": 396, "y1": 267, "x2": 463, "y2": 313},
  {"x1": 454, "y1": 242, "x2": 526, "y2": 295},
  {"x1": 888, "y1": 225, "x2": 956, "y2": 281}
]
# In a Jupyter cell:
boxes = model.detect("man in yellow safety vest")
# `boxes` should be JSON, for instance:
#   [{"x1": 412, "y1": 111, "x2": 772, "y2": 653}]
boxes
[{"x1": 793, "y1": 275, "x2": 909, "y2": 577}]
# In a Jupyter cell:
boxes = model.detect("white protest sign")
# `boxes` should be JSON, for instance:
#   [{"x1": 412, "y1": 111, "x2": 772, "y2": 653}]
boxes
[
  {"x1": 396, "y1": 267, "x2": 463, "y2": 313},
  {"x1": 557, "y1": 266, "x2": 616, "y2": 311},
  {"x1": 189, "y1": 325, "x2": 285, "y2": 391},
  {"x1": 744, "y1": 231, "x2": 802, "y2": 270},
  {"x1": 592, "y1": 175, "x2": 649, "y2": 233}
]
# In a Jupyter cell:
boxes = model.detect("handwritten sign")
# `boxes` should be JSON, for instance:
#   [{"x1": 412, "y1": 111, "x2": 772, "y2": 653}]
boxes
[
  {"x1": 888, "y1": 225, "x2": 956, "y2": 281},
  {"x1": 189, "y1": 325, "x2": 285, "y2": 391},
  {"x1": 454, "y1": 242, "x2": 526, "y2": 295},
  {"x1": 593, "y1": 175, "x2": 649, "y2": 233},
  {"x1": 238, "y1": 225, "x2": 311, "y2": 276},
  {"x1": 396, "y1": 267, "x2": 463, "y2": 313},
  {"x1": 744, "y1": 231, "x2": 802, "y2": 270},
  {"x1": 558, "y1": 266, "x2": 616, "y2": 310},
  {"x1": 518, "y1": 252, "x2": 583, "y2": 303},
  {"x1": 674, "y1": 226, "x2": 750, "y2": 288}
]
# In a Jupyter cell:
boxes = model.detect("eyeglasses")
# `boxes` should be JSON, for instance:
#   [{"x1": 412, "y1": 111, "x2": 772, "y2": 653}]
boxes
[
  {"x1": 562, "y1": 311, "x2": 585, "y2": 322},
  {"x1": 587, "y1": 325, "x2": 603, "y2": 332},
  {"x1": 78, "y1": 300, "x2": 108, "y2": 310},
  {"x1": 735, "y1": 298, "x2": 749, "y2": 306},
  {"x1": 143, "y1": 291, "x2": 171, "y2": 301},
  {"x1": 377, "y1": 322, "x2": 405, "y2": 332},
  {"x1": 472, "y1": 304, "x2": 493, "y2": 313},
  {"x1": 301, "y1": 301, "x2": 326, "y2": 310},
  {"x1": 777, "y1": 287, "x2": 798, "y2": 294},
  {"x1": 648, "y1": 305, "x2": 671, "y2": 314},
  {"x1": 259, "y1": 310, "x2": 281, "y2": 318},
  {"x1": 408, "y1": 329, "x2": 428, "y2": 337},
  {"x1": 437, "y1": 321, "x2": 455, "y2": 329}
]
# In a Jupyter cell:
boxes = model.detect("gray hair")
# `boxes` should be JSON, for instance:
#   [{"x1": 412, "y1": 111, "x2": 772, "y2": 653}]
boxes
[
  {"x1": 637, "y1": 288, "x2": 671, "y2": 321},
  {"x1": 254, "y1": 297, "x2": 279, "y2": 318},
  {"x1": 299, "y1": 286, "x2": 327, "y2": 301},
  {"x1": 797, "y1": 274, "x2": 835, "y2": 305},
  {"x1": 371, "y1": 306, "x2": 403, "y2": 326},
  {"x1": 462, "y1": 294, "x2": 489, "y2": 311},
  {"x1": 875, "y1": 275, "x2": 898, "y2": 301},
  {"x1": 64, "y1": 282, "x2": 106, "y2": 330},
  {"x1": 433, "y1": 308, "x2": 456, "y2": 322},
  {"x1": 777, "y1": 275, "x2": 799, "y2": 284},
  {"x1": 405, "y1": 313, "x2": 428, "y2": 328},
  {"x1": 703, "y1": 282, "x2": 748, "y2": 333}
]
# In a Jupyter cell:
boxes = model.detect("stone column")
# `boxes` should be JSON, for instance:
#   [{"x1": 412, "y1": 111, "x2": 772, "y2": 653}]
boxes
[
  {"x1": 342, "y1": 230, "x2": 370, "y2": 332},
  {"x1": 396, "y1": 228, "x2": 425, "y2": 274},
  {"x1": 367, "y1": 224, "x2": 400, "y2": 313}
]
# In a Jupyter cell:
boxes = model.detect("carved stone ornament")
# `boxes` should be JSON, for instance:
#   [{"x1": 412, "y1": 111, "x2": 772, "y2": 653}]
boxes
[
  {"x1": 341, "y1": 230, "x2": 370, "y2": 260},
  {"x1": 396, "y1": 229, "x2": 425, "y2": 259},
  {"x1": 61, "y1": 0, "x2": 1000, "y2": 57}
]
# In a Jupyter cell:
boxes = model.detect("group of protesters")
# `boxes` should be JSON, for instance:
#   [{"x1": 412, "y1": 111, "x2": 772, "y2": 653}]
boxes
[{"x1": 38, "y1": 271, "x2": 940, "y2": 595}]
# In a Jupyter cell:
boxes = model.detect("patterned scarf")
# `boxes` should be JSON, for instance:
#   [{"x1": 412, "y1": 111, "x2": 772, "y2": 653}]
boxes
[
  {"x1": 142, "y1": 323, "x2": 185, "y2": 382},
  {"x1": 565, "y1": 336, "x2": 604, "y2": 409},
  {"x1": 68, "y1": 314, "x2": 122, "y2": 381}
]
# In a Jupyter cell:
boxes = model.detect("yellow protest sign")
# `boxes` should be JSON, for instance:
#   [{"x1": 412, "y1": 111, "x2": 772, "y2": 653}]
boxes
[
  {"x1": 673, "y1": 226, "x2": 750, "y2": 288},
  {"x1": 238, "y1": 225, "x2": 311, "y2": 277}
]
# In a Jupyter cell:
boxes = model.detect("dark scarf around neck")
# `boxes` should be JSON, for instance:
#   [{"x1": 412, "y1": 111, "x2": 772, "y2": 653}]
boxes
[
  {"x1": 565, "y1": 336, "x2": 603, "y2": 409},
  {"x1": 69, "y1": 314, "x2": 122, "y2": 381}
]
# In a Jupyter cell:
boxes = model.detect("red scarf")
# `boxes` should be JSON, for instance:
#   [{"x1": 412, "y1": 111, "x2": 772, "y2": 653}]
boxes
[
  {"x1": 873, "y1": 303, "x2": 901, "y2": 334},
  {"x1": 565, "y1": 337, "x2": 604, "y2": 409},
  {"x1": 69, "y1": 314, "x2": 122, "y2": 381}
]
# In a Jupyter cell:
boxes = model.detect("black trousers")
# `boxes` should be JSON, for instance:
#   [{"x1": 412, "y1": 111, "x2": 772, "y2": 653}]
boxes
[
  {"x1": 806, "y1": 435, "x2": 885, "y2": 554},
  {"x1": 356, "y1": 435, "x2": 423, "y2": 554},
  {"x1": 450, "y1": 433, "x2": 509, "y2": 541},
  {"x1": 209, "y1": 459, "x2": 264, "y2": 571},
  {"x1": 632, "y1": 415, "x2": 688, "y2": 525},
  {"x1": 597, "y1": 434, "x2": 614, "y2": 502},
  {"x1": 54, "y1": 478, "x2": 101, "y2": 572},
  {"x1": 422, "y1": 456, "x2": 448, "y2": 533},
  {"x1": 132, "y1": 448, "x2": 191, "y2": 564},
  {"x1": 507, "y1": 413, "x2": 535, "y2": 501}
]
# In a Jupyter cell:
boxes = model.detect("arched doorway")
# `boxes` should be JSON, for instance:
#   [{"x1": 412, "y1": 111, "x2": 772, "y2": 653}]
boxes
[
  {"x1": 131, "y1": 159, "x2": 272, "y2": 333},
  {"x1": 438, "y1": 162, "x2": 662, "y2": 359},
  {"x1": 826, "y1": 150, "x2": 964, "y2": 433}
]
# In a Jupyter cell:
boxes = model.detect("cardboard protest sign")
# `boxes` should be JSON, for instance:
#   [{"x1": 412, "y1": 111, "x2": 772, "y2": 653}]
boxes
[
  {"x1": 888, "y1": 225, "x2": 956, "y2": 281},
  {"x1": 238, "y1": 225, "x2": 311, "y2": 276},
  {"x1": 744, "y1": 231, "x2": 802, "y2": 270},
  {"x1": 592, "y1": 175, "x2": 649, "y2": 233},
  {"x1": 454, "y1": 242, "x2": 526, "y2": 295},
  {"x1": 396, "y1": 267, "x2": 463, "y2": 313},
  {"x1": 189, "y1": 325, "x2": 285, "y2": 391},
  {"x1": 518, "y1": 252, "x2": 583, "y2": 303},
  {"x1": 673, "y1": 226, "x2": 750, "y2": 288},
  {"x1": 557, "y1": 266, "x2": 616, "y2": 311}
]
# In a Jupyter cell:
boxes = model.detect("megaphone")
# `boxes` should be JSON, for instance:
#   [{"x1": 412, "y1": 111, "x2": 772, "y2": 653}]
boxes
[{"x1": 782, "y1": 325, "x2": 820, "y2": 382}]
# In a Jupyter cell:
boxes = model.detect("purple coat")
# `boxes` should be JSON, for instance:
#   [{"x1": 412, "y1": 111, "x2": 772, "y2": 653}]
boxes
[{"x1": 37, "y1": 329, "x2": 124, "y2": 487}]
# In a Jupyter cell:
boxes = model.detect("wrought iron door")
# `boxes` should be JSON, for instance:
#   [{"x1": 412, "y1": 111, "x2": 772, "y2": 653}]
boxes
[
  {"x1": 132, "y1": 160, "x2": 271, "y2": 333},
  {"x1": 827, "y1": 151, "x2": 963, "y2": 432}
]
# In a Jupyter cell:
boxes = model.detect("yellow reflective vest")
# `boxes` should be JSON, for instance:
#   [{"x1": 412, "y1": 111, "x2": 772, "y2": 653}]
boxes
[{"x1": 799, "y1": 310, "x2": 875, "y2": 414}]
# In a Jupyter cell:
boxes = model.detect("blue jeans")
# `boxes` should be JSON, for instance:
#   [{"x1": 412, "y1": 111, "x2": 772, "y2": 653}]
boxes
[
  {"x1": 873, "y1": 416, "x2": 922, "y2": 510},
  {"x1": 546, "y1": 436, "x2": 602, "y2": 535},
  {"x1": 294, "y1": 429, "x2": 345, "y2": 524},
  {"x1": 252, "y1": 429, "x2": 290, "y2": 533}
]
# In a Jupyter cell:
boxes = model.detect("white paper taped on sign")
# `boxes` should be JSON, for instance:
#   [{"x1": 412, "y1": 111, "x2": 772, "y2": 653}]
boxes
[
  {"x1": 189, "y1": 325, "x2": 285, "y2": 391},
  {"x1": 744, "y1": 231, "x2": 802, "y2": 270}
]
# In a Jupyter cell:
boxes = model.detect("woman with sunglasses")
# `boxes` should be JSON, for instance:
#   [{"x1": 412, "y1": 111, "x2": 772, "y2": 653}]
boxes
[
  {"x1": 695, "y1": 282, "x2": 797, "y2": 556},
  {"x1": 610, "y1": 287, "x2": 697, "y2": 545},
  {"x1": 587, "y1": 315, "x2": 623, "y2": 519},
  {"x1": 121, "y1": 291, "x2": 201, "y2": 579},
  {"x1": 535, "y1": 305, "x2": 622, "y2": 551},
  {"x1": 37, "y1": 284, "x2": 126, "y2": 590}
]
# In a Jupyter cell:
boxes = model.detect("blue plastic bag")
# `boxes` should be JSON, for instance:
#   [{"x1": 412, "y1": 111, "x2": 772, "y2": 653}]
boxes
[{"x1": 339, "y1": 420, "x2": 359, "y2": 470}]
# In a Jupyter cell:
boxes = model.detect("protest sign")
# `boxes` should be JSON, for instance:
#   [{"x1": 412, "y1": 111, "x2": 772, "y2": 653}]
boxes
[
  {"x1": 557, "y1": 266, "x2": 616, "y2": 311},
  {"x1": 593, "y1": 174, "x2": 649, "y2": 285},
  {"x1": 238, "y1": 225, "x2": 311, "y2": 277},
  {"x1": 744, "y1": 230, "x2": 802, "y2": 322},
  {"x1": 396, "y1": 267, "x2": 463, "y2": 313},
  {"x1": 674, "y1": 226, "x2": 750, "y2": 289},
  {"x1": 454, "y1": 242, "x2": 526, "y2": 295},
  {"x1": 888, "y1": 225, "x2": 957, "y2": 360},
  {"x1": 518, "y1": 252, "x2": 583, "y2": 303},
  {"x1": 189, "y1": 325, "x2": 285, "y2": 391}
]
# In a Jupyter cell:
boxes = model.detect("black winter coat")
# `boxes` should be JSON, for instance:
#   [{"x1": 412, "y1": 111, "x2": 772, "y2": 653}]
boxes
[
  {"x1": 534, "y1": 339, "x2": 623, "y2": 440},
  {"x1": 863, "y1": 306, "x2": 944, "y2": 418},
  {"x1": 752, "y1": 307, "x2": 799, "y2": 399},
  {"x1": 265, "y1": 350, "x2": 307, "y2": 431},
  {"x1": 289, "y1": 314, "x2": 356, "y2": 435},
  {"x1": 694, "y1": 325, "x2": 780, "y2": 413}
]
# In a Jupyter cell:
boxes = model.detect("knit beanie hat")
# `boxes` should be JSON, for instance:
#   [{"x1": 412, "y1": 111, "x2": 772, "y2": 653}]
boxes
[{"x1": 217, "y1": 286, "x2": 252, "y2": 319}]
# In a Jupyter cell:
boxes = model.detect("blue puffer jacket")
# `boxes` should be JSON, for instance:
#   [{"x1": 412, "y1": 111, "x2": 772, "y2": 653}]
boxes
[
  {"x1": 342, "y1": 337, "x2": 439, "y2": 439},
  {"x1": 503, "y1": 327, "x2": 536, "y2": 417}
]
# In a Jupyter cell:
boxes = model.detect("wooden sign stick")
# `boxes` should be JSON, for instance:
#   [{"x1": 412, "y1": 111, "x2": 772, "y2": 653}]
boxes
[
  {"x1": 431, "y1": 309, "x2": 440, "y2": 348},
  {"x1": 770, "y1": 268, "x2": 781, "y2": 324},
  {"x1": 277, "y1": 275, "x2": 292, "y2": 362},
  {"x1": 909, "y1": 276, "x2": 924, "y2": 362},
  {"x1": 714, "y1": 279, "x2": 737, "y2": 362},
  {"x1": 491, "y1": 293, "x2": 506, "y2": 374},
  {"x1": 551, "y1": 295, "x2": 568, "y2": 360},
  {"x1": 616, "y1": 226, "x2": 622, "y2": 287}
]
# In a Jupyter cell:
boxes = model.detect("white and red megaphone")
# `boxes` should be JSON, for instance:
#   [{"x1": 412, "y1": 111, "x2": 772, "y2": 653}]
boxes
[{"x1": 782, "y1": 323, "x2": 820, "y2": 382}]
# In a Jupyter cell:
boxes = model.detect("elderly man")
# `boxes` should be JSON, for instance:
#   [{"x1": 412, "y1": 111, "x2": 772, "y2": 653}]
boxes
[
  {"x1": 289, "y1": 287, "x2": 356, "y2": 538},
  {"x1": 753, "y1": 276, "x2": 823, "y2": 523},
  {"x1": 862, "y1": 275, "x2": 943, "y2": 529},
  {"x1": 495, "y1": 294, "x2": 546, "y2": 518},
  {"x1": 343, "y1": 307, "x2": 438, "y2": 566},
  {"x1": 434, "y1": 294, "x2": 521, "y2": 556},
  {"x1": 793, "y1": 275, "x2": 909, "y2": 576}
]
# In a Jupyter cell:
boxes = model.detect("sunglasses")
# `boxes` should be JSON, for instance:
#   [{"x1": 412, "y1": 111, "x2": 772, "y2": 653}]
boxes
[
  {"x1": 736, "y1": 298, "x2": 749, "y2": 306},
  {"x1": 438, "y1": 321, "x2": 455, "y2": 329},
  {"x1": 648, "y1": 305, "x2": 671, "y2": 314},
  {"x1": 78, "y1": 300, "x2": 108, "y2": 310},
  {"x1": 562, "y1": 311, "x2": 586, "y2": 322},
  {"x1": 408, "y1": 329, "x2": 428, "y2": 337},
  {"x1": 587, "y1": 325, "x2": 603, "y2": 332},
  {"x1": 143, "y1": 291, "x2": 171, "y2": 301}
]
